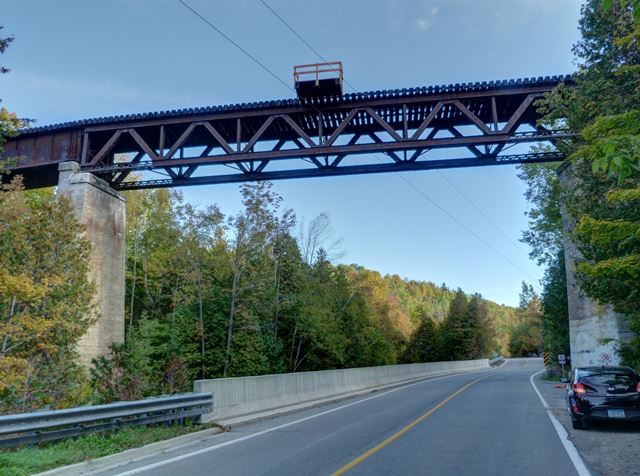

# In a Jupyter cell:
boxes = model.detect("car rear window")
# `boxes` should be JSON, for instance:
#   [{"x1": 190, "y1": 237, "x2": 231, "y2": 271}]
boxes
[{"x1": 579, "y1": 370, "x2": 637, "y2": 386}]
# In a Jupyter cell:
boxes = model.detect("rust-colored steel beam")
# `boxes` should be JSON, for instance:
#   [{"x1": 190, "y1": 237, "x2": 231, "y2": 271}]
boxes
[{"x1": 2, "y1": 75, "x2": 574, "y2": 190}]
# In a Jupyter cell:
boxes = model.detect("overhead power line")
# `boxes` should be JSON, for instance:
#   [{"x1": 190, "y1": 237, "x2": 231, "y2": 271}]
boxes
[
  {"x1": 176, "y1": 0, "x2": 329, "y2": 121},
  {"x1": 175, "y1": 0, "x2": 536, "y2": 281},
  {"x1": 175, "y1": 0, "x2": 293, "y2": 93},
  {"x1": 390, "y1": 168, "x2": 536, "y2": 281},
  {"x1": 259, "y1": 0, "x2": 536, "y2": 281},
  {"x1": 436, "y1": 170, "x2": 530, "y2": 257},
  {"x1": 259, "y1": 0, "x2": 357, "y2": 93}
]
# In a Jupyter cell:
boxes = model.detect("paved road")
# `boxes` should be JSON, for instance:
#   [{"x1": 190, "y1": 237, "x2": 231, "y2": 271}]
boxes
[{"x1": 105, "y1": 359, "x2": 582, "y2": 476}]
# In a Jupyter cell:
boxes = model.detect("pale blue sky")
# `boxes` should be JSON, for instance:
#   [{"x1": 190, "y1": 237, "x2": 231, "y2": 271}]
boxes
[{"x1": 1, "y1": 0, "x2": 583, "y2": 305}]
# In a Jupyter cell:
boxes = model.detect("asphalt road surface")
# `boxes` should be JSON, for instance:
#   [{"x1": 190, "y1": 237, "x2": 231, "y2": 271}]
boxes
[{"x1": 103, "y1": 359, "x2": 583, "y2": 476}]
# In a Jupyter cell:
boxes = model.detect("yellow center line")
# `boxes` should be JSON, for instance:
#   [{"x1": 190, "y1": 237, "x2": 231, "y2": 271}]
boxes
[{"x1": 331, "y1": 375, "x2": 488, "y2": 476}]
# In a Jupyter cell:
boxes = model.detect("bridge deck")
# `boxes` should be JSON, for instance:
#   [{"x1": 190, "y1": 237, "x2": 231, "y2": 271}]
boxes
[{"x1": 3, "y1": 75, "x2": 573, "y2": 190}]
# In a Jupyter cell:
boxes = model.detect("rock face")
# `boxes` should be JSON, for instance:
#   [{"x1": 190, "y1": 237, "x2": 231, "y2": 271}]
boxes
[
  {"x1": 558, "y1": 163, "x2": 632, "y2": 368},
  {"x1": 57, "y1": 162, "x2": 126, "y2": 366}
]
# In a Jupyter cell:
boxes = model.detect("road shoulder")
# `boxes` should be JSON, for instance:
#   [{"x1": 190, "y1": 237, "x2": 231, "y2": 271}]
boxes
[{"x1": 34, "y1": 427, "x2": 224, "y2": 476}]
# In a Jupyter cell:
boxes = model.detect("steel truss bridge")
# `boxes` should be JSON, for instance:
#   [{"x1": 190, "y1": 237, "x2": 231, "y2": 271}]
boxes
[{"x1": 3, "y1": 75, "x2": 573, "y2": 190}]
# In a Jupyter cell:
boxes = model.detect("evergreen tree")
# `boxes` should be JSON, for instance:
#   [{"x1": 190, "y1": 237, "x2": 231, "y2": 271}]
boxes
[
  {"x1": 508, "y1": 282, "x2": 542, "y2": 357},
  {"x1": 540, "y1": 251, "x2": 570, "y2": 356},
  {"x1": 440, "y1": 289, "x2": 476, "y2": 360},
  {"x1": 402, "y1": 314, "x2": 439, "y2": 364},
  {"x1": 469, "y1": 294, "x2": 494, "y2": 358}
]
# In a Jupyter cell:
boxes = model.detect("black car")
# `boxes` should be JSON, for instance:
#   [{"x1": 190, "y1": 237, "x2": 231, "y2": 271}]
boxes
[{"x1": 566, "y1": 366, "x2": 640, "y2": 429}]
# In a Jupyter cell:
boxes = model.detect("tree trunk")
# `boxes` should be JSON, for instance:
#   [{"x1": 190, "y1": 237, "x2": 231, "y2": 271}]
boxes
[
  {"x1": 197, "y1": 270, "x2": 205, "y2": 380},
  {"x1": 289, "y1": 320, "x2": 298, "y2": 370},
  {"x1": 129, "y1": 230, "x2": 140, "y2": 328},
  {"x1": 171, "y1": 275, "x2": 179, "y2": 330},
  {"x1": 293, "y1": 336, "x2": 304, "y2": 372},
  {"x1": 142, "y1": 259, "x2": 155, "y2": 310},
  {"x1": 224, "y1": 265, "x2": 240, "y2": 378},
  {"x1": 273, "y1": 258, "x2": 280, "y2": 339},
  {"x1": 1, "y1": 295, "x2": 17, "y2": 355}
]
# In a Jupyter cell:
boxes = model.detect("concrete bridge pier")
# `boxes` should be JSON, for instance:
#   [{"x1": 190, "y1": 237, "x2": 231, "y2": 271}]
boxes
[
  {"x1": 57, "y1": 162, "x2": 126, "y2": 366},
  {"x1": 558, "y1": 164, "x2": 632, "y2": 368}
]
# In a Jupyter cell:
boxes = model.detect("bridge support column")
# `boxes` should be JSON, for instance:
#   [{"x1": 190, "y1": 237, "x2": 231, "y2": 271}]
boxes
[
  {"x1": 57, "y1": 162, "x2": 126, "y2": 366},
  {"x1": 558, "y1": 163, "x2": 631, "y2": 368}
]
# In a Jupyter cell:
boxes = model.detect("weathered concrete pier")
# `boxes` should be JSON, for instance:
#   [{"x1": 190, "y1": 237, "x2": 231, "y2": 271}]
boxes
[
  {"x1": 57, "y1": 162, "x2": 126, "y2": 366},
  {"x1": 558, "y1": 163, "x2": 632, "y2": 367}
]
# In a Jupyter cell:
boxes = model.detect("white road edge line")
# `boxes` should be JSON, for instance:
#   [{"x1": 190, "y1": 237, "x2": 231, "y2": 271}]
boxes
[
  {"x1": 529, "y1": 370, "x2": 591, "y2": 476},
  {"x1": 114, "y1": 366, "x2": 496, "y2": 476}
]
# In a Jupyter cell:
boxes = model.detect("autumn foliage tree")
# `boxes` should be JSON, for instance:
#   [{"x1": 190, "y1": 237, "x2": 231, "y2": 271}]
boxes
[
  {"x1": 0, "y1": 28, "x2": 95, "y2": 413},
  {"x1": 0, "y1": 179, "x2": 94, "y2": 413},
  {"x1": 508, "y1": 282, "x2": 542, "y2": 357}
]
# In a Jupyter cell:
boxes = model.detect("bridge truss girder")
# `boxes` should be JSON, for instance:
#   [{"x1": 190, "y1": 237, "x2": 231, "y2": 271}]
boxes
[{"x1": 4, "y1": 77, "x2": 574, "y2": 189}]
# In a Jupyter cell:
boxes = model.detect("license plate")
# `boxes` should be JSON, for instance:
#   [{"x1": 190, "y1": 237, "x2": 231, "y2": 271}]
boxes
[{"x1": 607, "y1": 409, "x2": 625, "y2": 419}]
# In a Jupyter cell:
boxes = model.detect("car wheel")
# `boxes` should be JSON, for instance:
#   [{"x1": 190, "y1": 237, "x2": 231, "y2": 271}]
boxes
[{"x1": 571, "y1": 418, "x2": 584, "y2": 430}]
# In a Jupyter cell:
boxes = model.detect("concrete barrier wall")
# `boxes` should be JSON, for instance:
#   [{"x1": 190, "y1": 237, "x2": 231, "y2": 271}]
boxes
[{"x1": 194, "y1": 359, "x2": 489, "y2": 422}]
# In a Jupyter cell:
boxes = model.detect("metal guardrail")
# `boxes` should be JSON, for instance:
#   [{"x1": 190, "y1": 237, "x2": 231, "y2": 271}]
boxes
[
  {"x1": 0, "y1": 392, "x2": 213, "y2": 449},
  {"x1": 489, "y1": 356, "x2": 505, "y2": 366}
]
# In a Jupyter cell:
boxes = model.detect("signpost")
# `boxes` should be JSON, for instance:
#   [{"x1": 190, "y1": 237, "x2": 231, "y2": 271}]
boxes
[{"x1": 558, "y1": 354, "x2": 566, "y2": 380}]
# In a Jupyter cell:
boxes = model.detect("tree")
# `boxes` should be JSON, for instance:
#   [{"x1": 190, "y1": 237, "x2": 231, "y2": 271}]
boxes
[
  {"x1": 0, "y1": 30, "x2": 95, "y2": 413},
  {"x1": 175, "y1": 202, "x2": 224, "y2": 379},
  {"x1": 517, "y1": 163, "x2": 565, "y2": 266},
  {"x1": 0, "y1": 27, "x2": 11, "y2": 75},
  {"x1": 287, "y1": 251, "x2": 348, "y2": 372},
  {"x1": 298, "y1": 212, "x2": 343, "y2": 265},
  {"x1": 508, "y1": 282, "x2": 542, "y2": 357},
  {"x1": 0, "y1": 179, "x2": 94, "y2": 413},
  {"x1": 567, "y1": 3, "x2": 640, "y2": 366},
  {"x1": 520, "y1": 0, "x2": 639, "y2": 367},
  {"x1": 89, "y1": 184, "x2": 520, "y2": 400},
  {"x1": 0, "y1": 26, "x2": 26, "y2": 172},
  {"x1": 224, "y1": 182, "x2": 295, "y2": 377},
  {"x1": 440, "y1": 289, "x2": 475, "y2": 360},
  {"x1": 90, "y1": 316, "x2": 191, "y2": 403},
  {"x1": 469, "y1": 294, "x2": 495, "y2": 358},
  {"x1": 402, "y1": 314, "x2": 440, "y2": 364},
  {"x1": 517, "y1": 162, "x2": 571, "y2": 359},
  {"x1": 540, "y1": 251, "x2": 570, "y2": 356}
]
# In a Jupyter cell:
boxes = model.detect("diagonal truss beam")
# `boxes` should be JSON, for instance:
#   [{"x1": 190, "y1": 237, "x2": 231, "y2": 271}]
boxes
[
  {"x1": 75, "y1": 89, "x2": 571, "y2": 189},
  {"x1": 86, "y1": 129, "x2": 571, "y2": 176},
  {"x1": 117, "y1": 151, "x2": 565, "y2": 190}
]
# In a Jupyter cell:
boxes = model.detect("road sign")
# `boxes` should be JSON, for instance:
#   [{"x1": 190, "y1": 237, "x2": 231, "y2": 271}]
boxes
[
  {"x1": 558, "y1": 354, "x2": 567, "y2": 380},
  {"x1": 543, "y1": 352, "x2": 550, "y2": 367}
]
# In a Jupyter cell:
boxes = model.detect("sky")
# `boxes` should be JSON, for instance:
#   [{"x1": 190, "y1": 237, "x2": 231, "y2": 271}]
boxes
[{"x1": 1, "y1": 0, "x2": 583, "y2": 306}]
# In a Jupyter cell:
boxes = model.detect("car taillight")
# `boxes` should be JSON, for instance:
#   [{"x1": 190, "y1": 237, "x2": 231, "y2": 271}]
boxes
[
  {"x1": 636, "y1": 382, "x2": 640, "y2": 393},
  {"x1": 573, "y1": 383, "x2": 587, "y2": 394}
]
